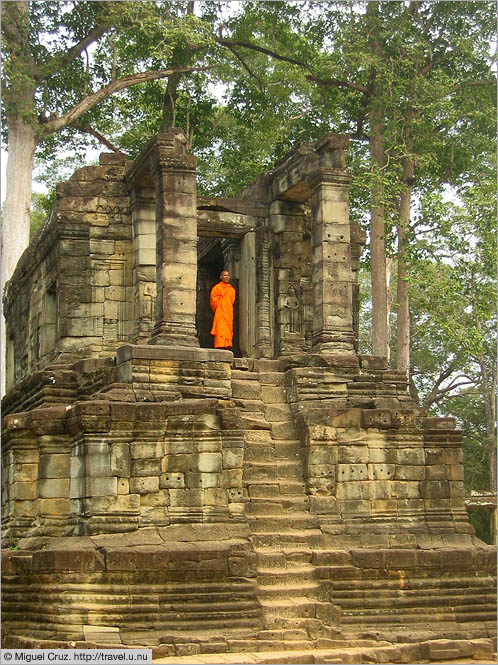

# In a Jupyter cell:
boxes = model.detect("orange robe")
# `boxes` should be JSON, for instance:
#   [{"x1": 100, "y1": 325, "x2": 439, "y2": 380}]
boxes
[{"x1": 210, "y1": 281, "x2": 236, "y2": 348}]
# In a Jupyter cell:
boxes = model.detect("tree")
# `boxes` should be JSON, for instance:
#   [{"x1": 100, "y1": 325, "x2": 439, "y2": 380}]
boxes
[{"x1": 408, "y1": 167, "x2": 497, "y2": 491}]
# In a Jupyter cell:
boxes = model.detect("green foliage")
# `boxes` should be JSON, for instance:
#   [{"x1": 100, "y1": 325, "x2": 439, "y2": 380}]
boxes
[{"x1": 29, "y1": 192, "x2": 53, "y2": 238}]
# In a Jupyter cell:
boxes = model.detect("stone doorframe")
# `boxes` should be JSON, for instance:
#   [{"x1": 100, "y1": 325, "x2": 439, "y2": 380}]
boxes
[{"x1": 126, "y1": 129, "x2": 365, "y2": 359}]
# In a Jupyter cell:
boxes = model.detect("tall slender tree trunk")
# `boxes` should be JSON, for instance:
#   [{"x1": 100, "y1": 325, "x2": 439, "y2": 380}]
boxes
[
  {"x1": 2, "y1": 118, "x2": 37, "y2": 290},
  {"x1": 396, "y1": 156, "x2": 414, "y2": 374},
  {"x1": 478, "y1": 350, "x2": 497, "y2": 493},
  {"x1": 367, "y1": 2, "x2": 389, "y2": 360},
  {"x1": 369, "y1": 106, "x2": 389, "y2": 360},
  {"x1": 2, "y1": 0, "x2": 38, "y2": 395}
]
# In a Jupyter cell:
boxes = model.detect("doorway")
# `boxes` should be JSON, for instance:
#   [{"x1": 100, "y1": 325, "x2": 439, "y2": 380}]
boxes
[{"x1": 196, "y1": 238, "x2": 241, "y2": 356}]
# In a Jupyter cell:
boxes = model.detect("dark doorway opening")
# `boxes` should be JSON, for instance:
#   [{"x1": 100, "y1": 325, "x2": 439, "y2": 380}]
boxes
[{"x1": 196, "y1": 238, "x2": 241, "y2": 356}]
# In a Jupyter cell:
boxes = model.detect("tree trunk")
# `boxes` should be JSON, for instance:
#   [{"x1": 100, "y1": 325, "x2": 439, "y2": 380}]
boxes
[
  {"x1": 479, "y1": 354, "x2": 497, "y2": 493},
  {"x1": 2, "y1": 118, "x2": 37, "y2": 291},
  {"x1": 2, "y1": 0, "x2": 37, "y2": 395},
  {"x1": 367, "y1": 2, "x2": 389, "y2": 360},
  {"x1": 369, "y1": 106, "x2": 389, "y2": 360},
  {"x1": 396, "y1": 156, "x2": 414, "y2": 374}
]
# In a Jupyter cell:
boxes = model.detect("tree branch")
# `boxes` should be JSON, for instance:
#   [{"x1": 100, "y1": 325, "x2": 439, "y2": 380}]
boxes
[
  {"x1": 305, "y1": 74, "x2": 369, "y2": 94},
  {"x1": 226, "y1": 45, "x2": 264, "y2": 91},
  {"x1": 215, "y1": 36, "x2": 314, "y2": 74},
  {"x1": 422, "y1": 359, "x2": 458, "y2": 409},
  {"x1": 450, "y1": 78, "x2": 497, "y2": 94},
  {"x1": 73, "y1": 123, "x2": 123, "y2": 153},
  {"x1": 37, "y1": 18, "x2": 114, "y2": 82},
  {"x1": 40, "y1": 65, "x2": 218, "y2": 135}
]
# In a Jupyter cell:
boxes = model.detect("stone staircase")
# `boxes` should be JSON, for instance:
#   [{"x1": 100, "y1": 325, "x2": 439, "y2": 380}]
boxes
[
  {"x1": 232, "y1": 358, "x2": 341, "y2": 649},
  {"x1": 230, "y1": 358, "x2": 497, "y2": 654}
]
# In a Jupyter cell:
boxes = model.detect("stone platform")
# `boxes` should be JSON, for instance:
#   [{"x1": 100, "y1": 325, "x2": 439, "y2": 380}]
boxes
[
  {"x1": 2, "y1": 353, "x2": 496, "y2": 656},
  {"x1": 1, "y1": 131, "x2": 495, "y2": 657}
]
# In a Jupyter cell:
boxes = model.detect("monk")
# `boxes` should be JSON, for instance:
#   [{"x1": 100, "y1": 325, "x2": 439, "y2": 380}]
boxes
[{"x1": 210, "y1": 269, "x2": 236, "y2": 349}]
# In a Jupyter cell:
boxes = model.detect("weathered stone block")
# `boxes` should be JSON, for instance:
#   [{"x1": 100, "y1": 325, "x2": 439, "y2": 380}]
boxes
[
  {"x1": 195, "y1": 452, "x2": 222, "y2": 473},
  {"x1": 395, "y1": 465, "x2": 425, "y2": 481},
  {"x1": 186, "y1": 472, "x2": 219, "y2": 488},
  {"x1": 131, "y1": 458, "x2": 162, "y2": 476},
  {"x1": 39, "y1": 454, "x2": 71, "y2": 479},
  {"x1": 38, "y1": 498, "x2": 70, "y2": 515},
  {"x1": 140, "y1": 489, "x2": 170, "y2": 506},
  {"x1": 426, "y1": 464, "x2": 449, "y2": 480},
  {"x1": 129, "y1": 476, "x2": 159, "y2": 494},
  {"x1": 160, "y1": 472, "x2": 185, "y2": 489},
  {"x1": 391, "y1": 481, "x2": 420, "y2": 499},
  {"x1": 110, "y1": 442, "x2": 130, "y2": 477},
  {"x1": 336, "y1": 482, "x2": 362, "y2": 500},
  {"x1": 338, "y1": 445, "x2": 368, "y2": 464},
  {"x1": 306, "y1": 447, "x2": 338, "y2": 465},
  {"x1": 83, "y1": 494, "x2": 140, "y2": 514},
  {"x1": 337, "y1": 463, "x2": 367, "y2": 481},
  {"x1": 203, "y1": 488, "x2": 228, "y2": 506},
  {"x1": 420, "y1": 480, "x2": 450, "y2": 499},
  {"x1": 15, "y1": 463, "x2": 38, "y2": 483},
  {"x1": 222, "y1": 449, "x2": 244, "y2": 468},
  {"x1": 39, "y1": 478, "x2": 70, "y2": 498},
  {"x1": 168, "y1": 488, "x2": 203, "y2": 507},
  {"x1": 367, "y1": 464, "x2": 394, "y2": 480},
  {"x1": 85, "y1": 476, "x2": 118, "y2": 497}
]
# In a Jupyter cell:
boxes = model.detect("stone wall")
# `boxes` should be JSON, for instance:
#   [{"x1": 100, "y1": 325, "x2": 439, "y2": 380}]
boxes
[{"x1": 2, "y1": 394, "x2": 246, "y2": 542}]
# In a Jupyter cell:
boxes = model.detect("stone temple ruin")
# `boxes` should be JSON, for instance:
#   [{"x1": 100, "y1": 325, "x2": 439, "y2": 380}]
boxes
[{"x1": 2, "y1": 129, "x2": 496, "y2": 662}]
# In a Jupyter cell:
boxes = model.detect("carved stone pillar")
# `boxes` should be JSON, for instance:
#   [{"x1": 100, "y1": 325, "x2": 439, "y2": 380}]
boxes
[
  {"x1": 309, "y1": 136, "x2": 354, "y2": 353},
  {"x1": 148, "y1": 130, "x2": 199, "y2": 347},
  {"x1": 255, "y1": 225, "x2": 274, "y2": 358},
  {"x1": 130, "y1": 186, "x2": 156, "y2": 342},
  {"x1": 220, "y1": 238, "x2": 240, "y2": 279}
]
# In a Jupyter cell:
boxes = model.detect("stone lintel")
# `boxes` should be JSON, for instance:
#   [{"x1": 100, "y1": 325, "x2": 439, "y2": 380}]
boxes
[
  {"x1": 197, "y1": 196, "x2": 268, "y2": 218},
  {"x1": 116, "y1": 344, "x2": 233, "y2": 365},
  {"x1": 196, "y1": 210, "x2": 259, "y2": 237}
]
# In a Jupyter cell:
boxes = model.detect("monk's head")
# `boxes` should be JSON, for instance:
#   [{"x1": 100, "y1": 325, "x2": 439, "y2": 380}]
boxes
[{"x1": 220, "y1": 270, "x2": 230, "y2": 283}]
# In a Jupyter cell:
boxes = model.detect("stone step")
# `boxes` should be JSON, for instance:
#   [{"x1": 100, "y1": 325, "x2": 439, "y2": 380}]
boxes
[
  {"x1": 241, "y1": 415, "x2": 272, "y2": 430},
  {"x1": 232, "y1": 639, "x2": 315, "y2": 652},
  {"x1": 232, "y1": 357, "x2": 256, "y2": 371},
  {"x1": 261, "y1": 385, "x2": 288, "y2": 404},
  {"x1": 245, "y1": 445, "x2": 276, "y2": 463},
  {"x1": 251, "y1": 534, "x2": 319, "y2": 549},
  {"x1": 259, "y1": 372, "x2": 286, "y2": 386},
  {"x1": 231, "y1": 369, "x2": 260, "y2": 381},
  {"x1": 244, "y1": 461, "x2": 303, "y2": 482},
  {"x1": 271, "y1": 421, "x2": 298, "y2": 439},
  {"x1": 248, "y1": 496, "x2": 309, "y2": 513},
  {"x1": 274, "y1": 441, "x2": 303, "y2": 458},
  {"x1": 256, "y1": 550, "x2": 314, "y2": 568},
  {"x1": 231, "y1": 379, "x2": 262, "y2": 400},
  {"x1": 253, "y1": 359, "x2": 284, "y2": 372},
  {"x1": 333, "y1": 590, "x2": 495, "y2": 606},
  {"x1": 329, "y1": 576, "x2": 497, "y2": 592},
  {"x1": 257, "y1": 628, "x2": 309, "y2": 642},
  {"x1": 246, "y1": 483, "x2": 308, "y2": 501},
  {"x1": 264, "y1": 405, "x2": 292, "y2": 422},
  {"x1": 259, "y1": 598, "x2": 317, "y2": 619},
  {"x1": 341, "y1": 608, "x2": 496, "y2": 624},
  {"x1": 233, "y1": 398, "x2": 264, "y2": 413},
  {"x1": 248, "y1": 516, "x2": 319, "y2": 533},
  {"x1": 257, "y1": 584, "x2": 321, "y2": 599},
  {"x1": 257, "y1": 571, "x2": 317, "y2": 587}
]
